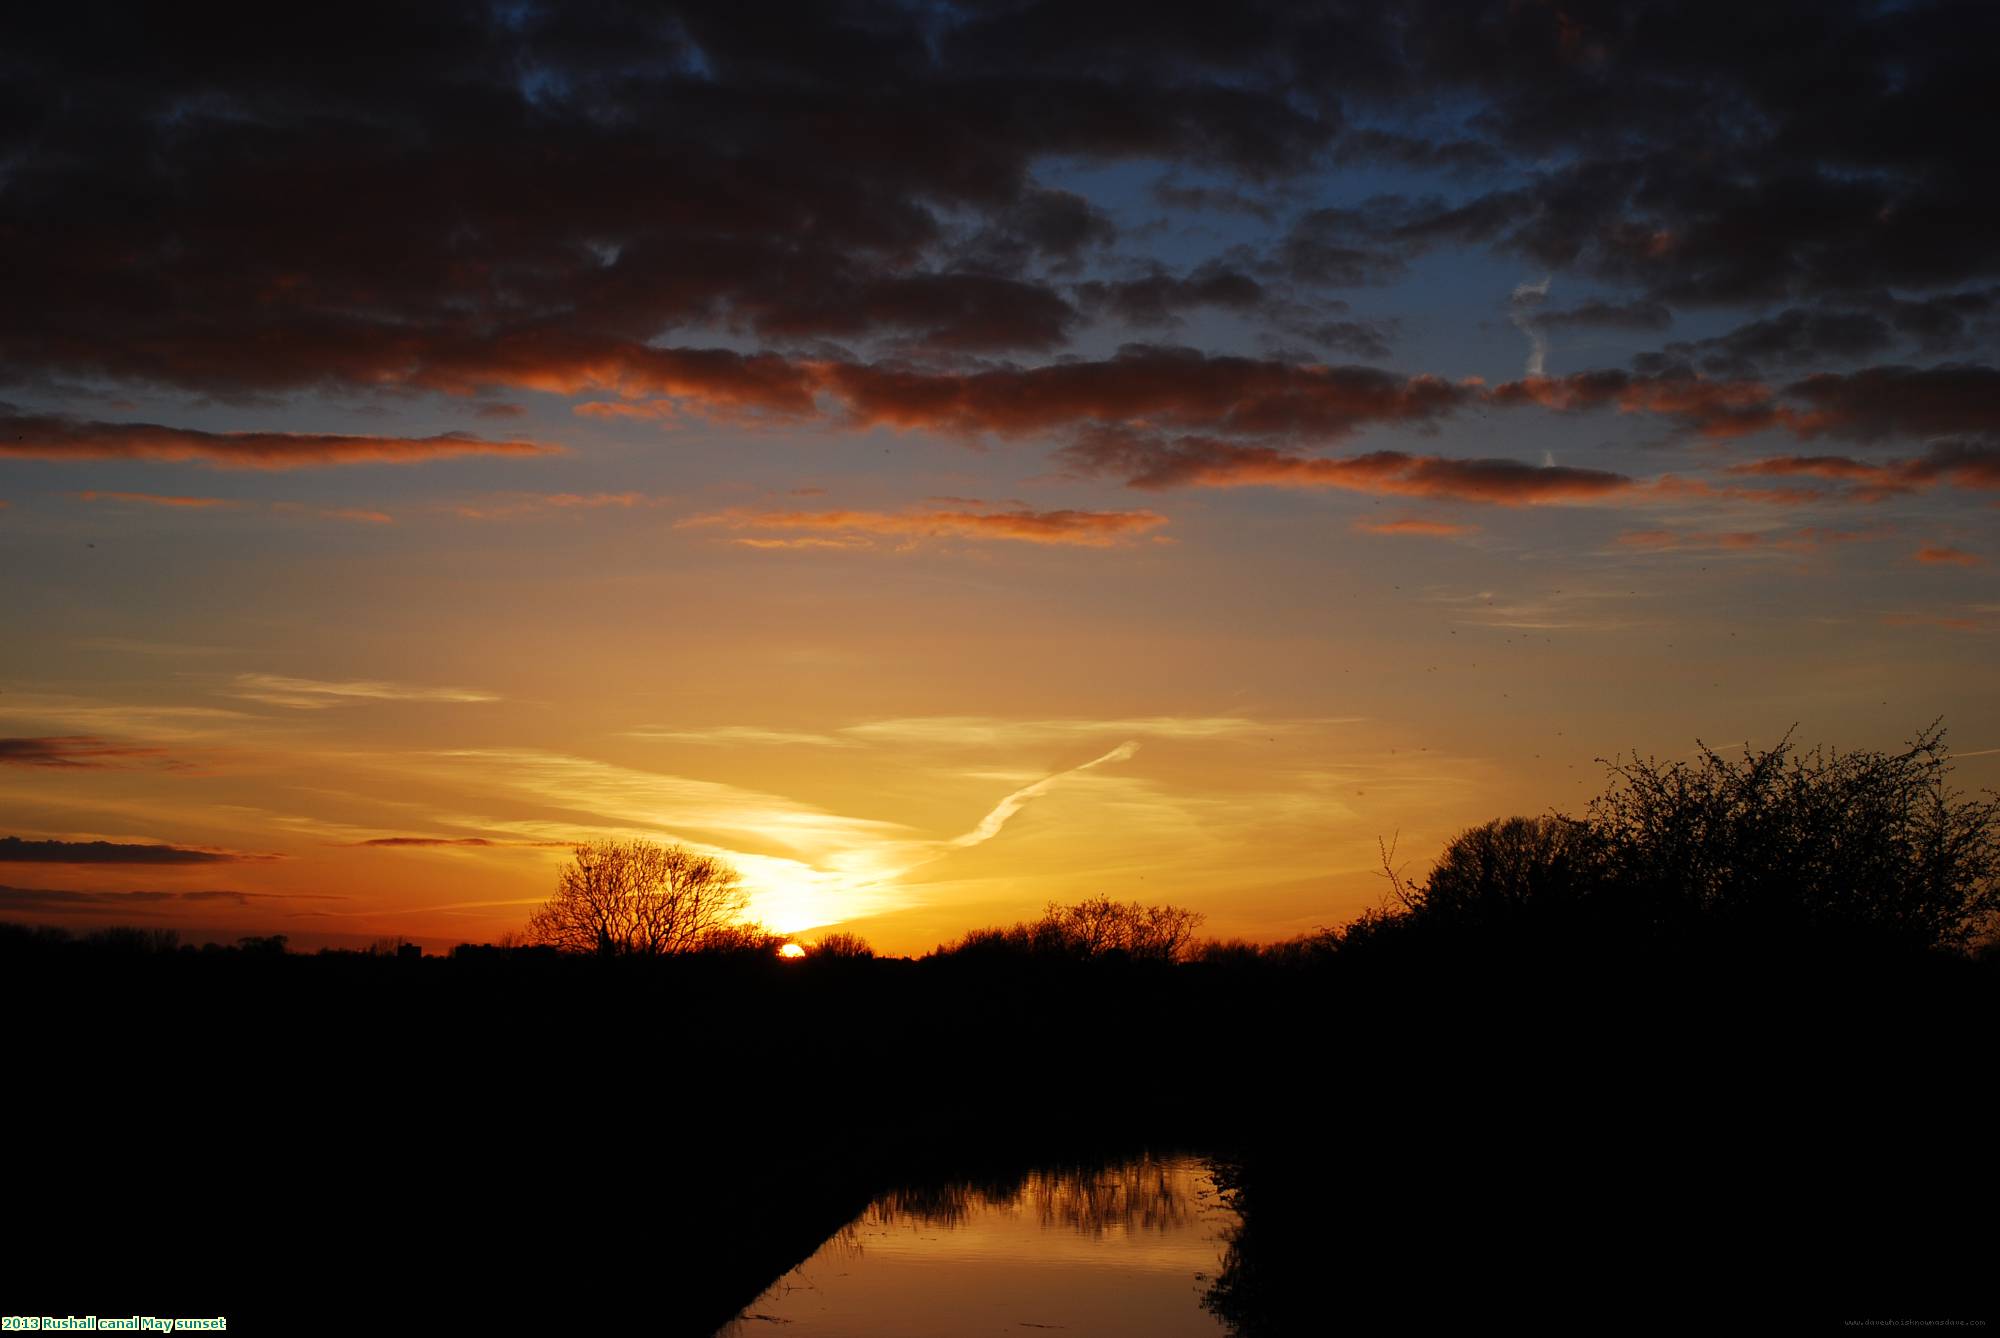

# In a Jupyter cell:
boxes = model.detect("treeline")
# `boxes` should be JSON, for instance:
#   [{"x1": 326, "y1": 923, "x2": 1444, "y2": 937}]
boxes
[{"x1": 932, "y1": 895, "x2": 1206, "y2": 963}]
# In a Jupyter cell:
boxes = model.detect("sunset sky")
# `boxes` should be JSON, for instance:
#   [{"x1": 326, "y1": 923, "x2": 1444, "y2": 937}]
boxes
[{"x1": 3, "y1": 2, "x2": 1995, "y2": 953}]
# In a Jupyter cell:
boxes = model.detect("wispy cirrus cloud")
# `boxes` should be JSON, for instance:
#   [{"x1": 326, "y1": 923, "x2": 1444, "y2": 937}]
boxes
[
  {"x1": 0, "y1": 693, "x2": 252, "y2": 741},
  {"x1": 226, "y1": 674, "x2": 501, "y2": 710},
  {"x1": 623, "y1": 726, "x2": 855, "y2": 748},
  {"x1": 840, "y1": 715, "x2": 1355, "y2": 747},
  {"x1": 619, "y1": 713, "x2": 1354, "y2": 752},
  {"x1": 411, "y1": 749, "x2": 909, "y2": 856},
  {"x1": 346, "y1": 835, "x2": 579, "y2": 849},
  {"x1": 949, "y1": 741, "x2": 1140, "y2": 849}
]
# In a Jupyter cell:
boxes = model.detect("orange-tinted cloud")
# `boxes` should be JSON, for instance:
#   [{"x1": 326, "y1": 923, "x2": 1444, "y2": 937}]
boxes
[
  {"x1": 1615, "y1": 529, "x2": 1766, "y2": 551},
  {"x1": 1487, "y1": 371, "x2": 1784, "y2": 438},
  {"x1": 0, "y1": 886, "x2": 332, "y2": 916},
  {"x1": 408, "y1": 338, "x2": 823, "y2": 415},
  {"x1": 1354, "y1": 517, "x2": 1479, "y2": 537},
  {"x1": 75, "y1": 492, "x2": 395, "y2": 523},
  {"x1": 75, "y1": 490, "x2": 237, "y2": 509},
  {"x1": 2, "y1": 411, "x2": 560, "y2": 470},
  {"x1": 1725, "y1": 442, "x2": 2000, "y2": 501},
  {"x1": 1724, "y1": 455, "x2": 1891, "y2": 482},
  {"x1": 1064, "y1": 432, "x2": 1633, "y2": 504},
  {"x1": 1615, "y1": 526, "x2": 1884, "y2": 554},
  {"x1": 682, "y1": 505, "x2": 1170, "y2": 549},
  {"x1": 1915, "y1": 544, "x2": 1982, "y2": 567},
  {"x1": 0, "y1": 737, "x2": 169, "y2": 768},
  {"x1": 449, "y1": 492, "x2": 668, "y2": 520},
  {"x1": 0, "y1": 836, "x2": 275, "y2": 864},
  {"x1": 1644, "y1": 475, "x2": 1835, "y2": 507}
]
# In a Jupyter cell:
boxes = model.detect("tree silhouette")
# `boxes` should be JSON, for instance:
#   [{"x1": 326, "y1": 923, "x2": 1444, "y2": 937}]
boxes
[
  {"x1": 524, "y1": 839, "x2": 751, "y2": 955},
  {"x1": 1416, "y1": 815, "x2": 1605, "y2": 928}
]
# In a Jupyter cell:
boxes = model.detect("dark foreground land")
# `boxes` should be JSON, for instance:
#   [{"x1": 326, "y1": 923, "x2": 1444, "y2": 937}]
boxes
[{"x1": 6, "y1": 926, "x2": 1994, "y2": 1336}]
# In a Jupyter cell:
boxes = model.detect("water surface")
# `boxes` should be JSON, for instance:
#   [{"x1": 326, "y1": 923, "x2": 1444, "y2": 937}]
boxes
[{"x1": 723, "y1": 1153, "x2": 1238, "y2": 1336}]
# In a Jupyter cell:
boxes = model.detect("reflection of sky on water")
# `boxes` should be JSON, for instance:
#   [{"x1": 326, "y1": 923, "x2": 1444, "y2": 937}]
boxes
[{"x1": 723, "y1": 1154, "x2": 1238, "y2": 1336}]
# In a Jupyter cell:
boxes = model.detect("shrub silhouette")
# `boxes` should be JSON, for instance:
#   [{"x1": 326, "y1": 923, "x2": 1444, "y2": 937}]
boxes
[
  {"x1": 1591, "y1": 722, "x2": 1999, "y2": 949},
  {"x1": 1396, "y1": 723, "x2": 2000, "y2": 953}
]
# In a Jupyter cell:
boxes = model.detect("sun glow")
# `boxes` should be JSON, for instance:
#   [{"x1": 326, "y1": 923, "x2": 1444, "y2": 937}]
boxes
[{"x1": 778, "y1": 943, "x2": 807, "y2": 959}]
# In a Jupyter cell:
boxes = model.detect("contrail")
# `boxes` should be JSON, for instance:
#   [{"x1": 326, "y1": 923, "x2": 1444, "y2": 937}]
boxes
[
  {"x1": 1511, "y1": 275, "x2": 1552, "y2": 377},
  {"x1": 950, "y1": 741, "x2": 1140, "y2": 849}
]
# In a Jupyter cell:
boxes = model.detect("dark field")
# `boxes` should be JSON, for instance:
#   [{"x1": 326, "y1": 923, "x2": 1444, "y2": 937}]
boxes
[{"x1": 7, "y1": 926, "x2": 1992, "y2": 1334}]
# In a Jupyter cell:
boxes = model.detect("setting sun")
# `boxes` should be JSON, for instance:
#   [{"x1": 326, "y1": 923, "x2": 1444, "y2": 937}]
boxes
[{"x1": 778, "y1": 943, "x2": 807, "y2": 960}]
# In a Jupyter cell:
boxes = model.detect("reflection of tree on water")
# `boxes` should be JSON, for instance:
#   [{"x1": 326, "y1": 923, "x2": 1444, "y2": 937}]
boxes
[{"x1": 869, "y1": 1154, "x2": 1200, "y2": 1236}]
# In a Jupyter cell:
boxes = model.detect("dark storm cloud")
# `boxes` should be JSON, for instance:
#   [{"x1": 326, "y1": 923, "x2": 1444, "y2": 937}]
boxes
[
  {"x1": 1331, "y1": 129, "x2": 1505, "y2": 175},
  {"x1": 1075, "y1": 265, "x2": 1268, "y2": 327},
  {"x1": 1534, "y1": 300, "x2": 1674, "y2": 333},
  {"x1": 1856, "y1": 289, "x2": 2000, "y2": 352},
  {"x1": 1380, "y1": 2, "x2": 2000, "y2": 304},
  {"x1": 1488, "y1": 365, "x2": 2000, "y2": 450},
  {"x1": 821, "y1": 345, "x2": 1474, "y2": 438},
  {"x1": 1150, "y1": 181, "x2": 1282, "y2": 224},
  {"x1": 3, "y1": 0, "x2": 1994, "y2": 435},
  {"x1": 0, "y1": 0, "x2": 1355, "y2": 398},
  {"x1": 1635, "y1": 310, "x2": 1895, "y2": 378},
  {"x1": 1784, "y1": 365, "x2": 2000, "y2": 443},
  {"x1": 1277, "y1": 322, "x2": 1396, "y2": 362}
]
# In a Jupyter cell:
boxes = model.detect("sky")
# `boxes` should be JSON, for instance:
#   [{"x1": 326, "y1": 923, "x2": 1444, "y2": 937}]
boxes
[{"x1": 2, "y1": 1, "x2": 1996, "y2": 954}]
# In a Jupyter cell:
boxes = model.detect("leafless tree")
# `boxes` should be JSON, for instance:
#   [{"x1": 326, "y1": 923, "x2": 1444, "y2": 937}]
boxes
[
  {"x1": 1031, "y1": 895, "x2": 1207, "y2": 962},
  {"x1": 810, "y1": 931, "x2": 875, "y2": 959},
  {"x1": 523, "y1": 839, "x2": 751, "y2": 955}
]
